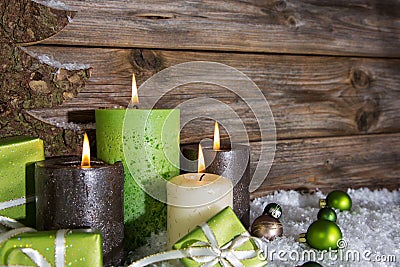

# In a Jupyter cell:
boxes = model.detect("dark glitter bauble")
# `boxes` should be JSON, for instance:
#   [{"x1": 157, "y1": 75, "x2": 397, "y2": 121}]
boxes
[
  {"x1": 317, "y1": 207, "x2": 337, "y2": 222},
  {"x1": 301, "y1": 261, "x2": 323, "y2": 267},
  {"x1": 263, "y1": 203, "x2": 282, "y2": 219},
  {"x1": 251, "y1": 215, "x2": 283, "y2": 241}
]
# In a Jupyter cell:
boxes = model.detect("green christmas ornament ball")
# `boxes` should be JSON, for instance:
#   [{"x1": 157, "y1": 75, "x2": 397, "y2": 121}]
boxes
[
  {"x1": 317, "y1": 207, "x2": 337, "y2": 222},
  {"x1": 326, "y1": 190, "x2": 352, "y2": 211},
  {"x1": 305, "y1": 220, "x2": 342, "y2": 250},
  {"x1": 301, "y1": 261, "x2": 323, "y2": 267}
]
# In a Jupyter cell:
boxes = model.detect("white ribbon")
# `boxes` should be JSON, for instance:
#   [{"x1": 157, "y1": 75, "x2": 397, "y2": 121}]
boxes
[
  {"x1": 0, "y1": 226, "x2": 37, "y2": 244},
  {"x1": 0, "y1": 196, "x2": 34, "y2": 232},
  {"x1": 55, "y1": 229, "x2": 67, "y2": 267},
  {"x1": 0, "y1": 199, "x2": 67, "y2": 267},
  {"x1": 0, "y1": 215, "x2": 26, "y2": 231},
  {"x1": 7, "y1": 248, "x2": 52, "y2": 267},
  {"x1": 0, "y1": 196, "x2": 34, "y2": 212},
  {"x1": 0, "y1": 198, "x2": 38, "y2": 246},
  {"x1": 2, "y1": 229, "x2": 68, "y2": 267},
  {"x1": 128, "y1": 222, "x2": 266, "y2": 267}
]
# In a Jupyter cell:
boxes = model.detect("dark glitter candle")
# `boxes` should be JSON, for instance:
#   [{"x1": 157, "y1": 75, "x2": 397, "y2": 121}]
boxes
[
  {"x1": 181, "y1": 142, "x2": 251, "y2": 228},
  {"x1": 35, "y1": 156, "x2": 124, "y2": 267}
]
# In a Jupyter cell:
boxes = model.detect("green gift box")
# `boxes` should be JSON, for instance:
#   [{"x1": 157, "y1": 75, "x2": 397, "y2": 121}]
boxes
[
  {"x1": 0, "y1": 229, "x2": 103, "y2": 266},
  {"x1": 173, "y1": 206, "x2": 267, "y2": 267},
  {"x1": 0, "y1": 136, "x2": 44, "y2": 224}
]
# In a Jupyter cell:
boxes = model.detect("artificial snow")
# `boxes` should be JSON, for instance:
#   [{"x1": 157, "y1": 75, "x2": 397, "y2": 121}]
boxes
[
  {"x1": 31, "y1": 0, "x2": 72, "y2": 10},
  {"x1": 20, "y1": 48, "x2": 90, "y2": 71},
  {"x1": 126, "y1": 188, "x2": 399, "y2": 267},
  {"x1": 36, "y1": 54, "x2": 90, "y2": 71}
]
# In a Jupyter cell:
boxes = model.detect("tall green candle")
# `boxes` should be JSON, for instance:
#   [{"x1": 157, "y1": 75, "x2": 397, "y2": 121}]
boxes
[
  {"x1": 0, "y1": 136, "x2": 44, "y2": 225},
  {"x1": 95, "y1": 108, "x2": 180, "y2": 249}
]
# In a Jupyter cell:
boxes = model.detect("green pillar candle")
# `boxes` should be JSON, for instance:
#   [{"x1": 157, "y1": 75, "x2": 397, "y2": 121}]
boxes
[
  {"x1": 95, "y1": 109, "x2": 180, "y2": 249},
  {"x1": 0, "y1": 136, "x2": 44, "y2": 225}
]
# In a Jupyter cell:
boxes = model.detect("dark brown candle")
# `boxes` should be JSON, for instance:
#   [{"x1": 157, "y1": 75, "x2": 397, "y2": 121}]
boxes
[{"x1": 35, "y1": 156, "x2": 124, "y2": 267}]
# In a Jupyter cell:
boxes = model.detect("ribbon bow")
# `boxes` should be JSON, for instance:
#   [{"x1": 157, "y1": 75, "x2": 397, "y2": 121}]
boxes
[
  {"x1": 0, "y1": 196, "x2": 36, "y2": 237},
  {"x1": 0, "y1": 198, "x2": 67, "y2": 267},
  {"x1": 128, "y1": 223, "x2": 266, "y2": 267}
]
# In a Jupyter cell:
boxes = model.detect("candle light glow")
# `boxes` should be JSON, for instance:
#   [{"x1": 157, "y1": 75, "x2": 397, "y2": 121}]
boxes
[
  {"x1": 81, "y1": 133, "x2": 91, "y2": 168},
  {"x1": 198, "y1": 144, "x2": 205, "y2": 173},
  {"x1": 130, "y1": 73, "x2": 139, "y2": 107},
  {"x1": 213, "y1": 121, "x2": 220, "y2": 150}
]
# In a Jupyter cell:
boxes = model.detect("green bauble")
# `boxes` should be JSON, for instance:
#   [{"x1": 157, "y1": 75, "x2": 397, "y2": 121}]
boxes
[
  {"x1": 306, "y1": 220, "x2": 342, "y2": 250},
  {"x1": 326, "y1": 190, "x2": 352, "y2": 211},
  {"x1": 302, "y1": 261, "x2": 323, "y2": 267},
  {"x1": 317, "y1": 207, "x2": 337, "y2": 222}
]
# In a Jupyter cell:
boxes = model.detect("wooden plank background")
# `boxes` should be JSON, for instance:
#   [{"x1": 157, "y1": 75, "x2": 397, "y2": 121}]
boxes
[
  {"x1": 15, "y1": 0, "x2": 400, "y2": 195},
  {"x1": 38, "y1": 0, "x2": 400, "y2": 57}
]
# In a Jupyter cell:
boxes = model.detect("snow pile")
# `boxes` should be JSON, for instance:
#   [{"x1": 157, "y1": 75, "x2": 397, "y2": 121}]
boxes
[
  {"x1": 127, "y1": 188, "x2": 399, "y2": 267},
  {"x1": 32, "y1": 0, "x2": 72, "y2": 10}
]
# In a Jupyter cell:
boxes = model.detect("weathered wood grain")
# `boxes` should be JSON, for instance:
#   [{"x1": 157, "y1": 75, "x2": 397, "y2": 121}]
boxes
[
  {"x1": 35, "y1": 0, "x2": 400, "y2": 57},
  {"x1": 25, "y1": 46, "x2": 400, "y2": 143},
  {"x1": 250, "y1": 133, "x2": 400, "y2": 198},
  {"x1": 0, "y1": 0, "x2": 398, "y2": 197}
]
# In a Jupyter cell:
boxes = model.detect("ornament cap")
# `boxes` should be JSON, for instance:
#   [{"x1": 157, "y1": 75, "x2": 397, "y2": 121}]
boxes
[
  {"x1": 263, "y1": 203, "x2": 282, "y2": 219},
  {"x1": 298, "y1": 233, "x2": 307, "y2": 243},
  {"x1": 319, "y1": 199, "x2": 327, "y2": 208}
]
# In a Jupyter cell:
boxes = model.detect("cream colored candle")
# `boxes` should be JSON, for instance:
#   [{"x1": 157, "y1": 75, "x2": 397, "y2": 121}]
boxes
[{"x1": 167, "y1": 172, "x2": 233, "y2": 248}]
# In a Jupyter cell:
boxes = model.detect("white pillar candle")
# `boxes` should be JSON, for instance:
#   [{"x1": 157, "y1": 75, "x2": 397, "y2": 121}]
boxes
[{"x1": 167, "y1": 173, "x2": 233, "y2": 248}]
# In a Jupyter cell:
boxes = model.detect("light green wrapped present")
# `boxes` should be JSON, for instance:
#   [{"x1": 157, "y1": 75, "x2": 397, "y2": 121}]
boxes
[
  {"x1": 128, "y1": 207, "x2": 267, "y2": 267},
  {"x1": 128, "y1": 206, "x2": 267, "y2": 267},
  {"x1": 173, "y1": 206, "x2": 267, "y2": 267},
  {"x1": 0, "y1": 229, "x2": 103, "y2": 266},
  {"x1": 0, "y1": 136, "x2": 44, "y2": 225}
]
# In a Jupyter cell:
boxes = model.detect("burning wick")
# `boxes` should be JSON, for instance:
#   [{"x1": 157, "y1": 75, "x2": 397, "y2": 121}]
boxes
[
  {"x1": 128, "y1": 73, "x2": 139, "y2": 109},
  {"x1": 199, "y1": 173, "x2": 206, "y2": 181}
]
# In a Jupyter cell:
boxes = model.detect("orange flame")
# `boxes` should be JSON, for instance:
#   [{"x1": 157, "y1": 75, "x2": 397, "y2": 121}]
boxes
[
  {"x1": 81, "y1": 133, "x2": 91, "y2": 168},
  {"x1": 198, "y1": 144, "x2": 205, "y2": 173},
  {"x1": 213, "y1": 121, "x2": 220, "y2": 150},
  {"x1": 130, "y1": 73, "x2": 139, "y2": 106}
]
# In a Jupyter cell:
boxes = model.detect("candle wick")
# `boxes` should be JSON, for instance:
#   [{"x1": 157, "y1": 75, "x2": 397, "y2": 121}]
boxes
[
  {"x1": 128, "y1": 103, "x2": 139, "y2": 109},
  {"x1": 199, "y1": 173, "x2": 205, "y2": 181}
]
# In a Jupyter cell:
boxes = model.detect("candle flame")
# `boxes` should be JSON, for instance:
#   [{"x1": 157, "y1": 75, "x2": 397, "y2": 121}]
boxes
[
  {"x1": 130, "y1": 73, "x2": 139, "y2": 106},
  {"x1": 198, "y1": 144, "x2": 205, "y2": 173},
  {"x1": 81, "y1": 133, "x2": 91, "y2": 168},
  {"x1": 213, "y1": 121, "x2": 220, "y2": 150}
]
